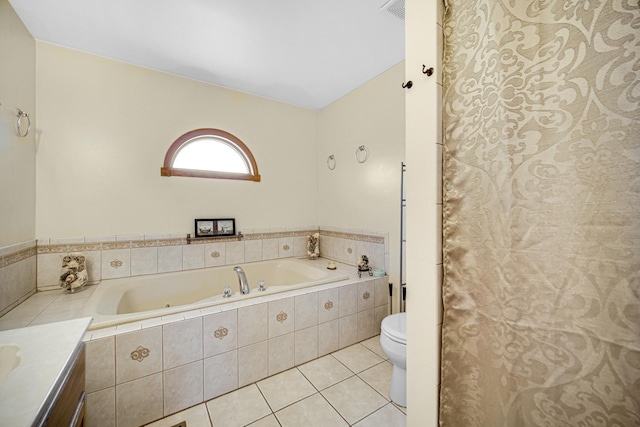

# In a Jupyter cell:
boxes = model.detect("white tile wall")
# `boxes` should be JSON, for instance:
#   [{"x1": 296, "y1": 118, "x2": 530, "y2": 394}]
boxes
[
  {"x1": 294, "y1": 325, "x2": 318, "y2": 365},
  {"x1": 203, "y1": 309, "x2": 237, "y2": 358},
  {"x1": 238, "y1": 340, "x2": 268, "y2": 387},
  {"x1": 268, "y1": 297, "x2": 294, "y2": 338},
  {"x1": 86, "y1": 387, "x2": 115, "y2": 427},
  {"x1": 163, "y1": 317, "x2": 203, "y2": 369},
  {"x1": 101, "y1": 249, "x2": 131, "y2": 280},
  {"x1": 115, "y1": 326, "x2": 162, "y2": 383},
  {"x1": 163, "y1": 360, "x2": 204, "y2": 416},
  {"x1": 294, "y1": 292, "x2": 318, "y2": 331},
  {"x1": 268, "y1": 332, "x2": 295, "y2": 375},
  {"x1": 116, "y1": 373, "x2": 163, "y2": 427},
  {"x1": 158, "y1": 245, "x2": 182, "y2": 273},
  {"x1": 182, "y1": 244, "x2": 205, "y2": 270},
  {"x1": 203, "y1": 350, "x2": 238, "y2": 400},
  {"x1": 238, "y1": 303, "x2": 267, "y2": 347},
  {"x1": 32, "y1": 229, "x2": 386, "y2": 290},
  {"x1": 79, "y1": 274, "x2": 388, "y2": 424}
]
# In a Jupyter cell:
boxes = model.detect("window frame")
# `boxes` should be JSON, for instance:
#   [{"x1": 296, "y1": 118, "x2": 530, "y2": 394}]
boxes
[{"x1": 160, "y1": 128, "x2": 261, "y2": 182}]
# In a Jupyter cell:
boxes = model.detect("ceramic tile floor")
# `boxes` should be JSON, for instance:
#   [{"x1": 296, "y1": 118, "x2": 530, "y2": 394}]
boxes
[{"x1": 146, "y1": 337, "x2": 406, "y2": 427}]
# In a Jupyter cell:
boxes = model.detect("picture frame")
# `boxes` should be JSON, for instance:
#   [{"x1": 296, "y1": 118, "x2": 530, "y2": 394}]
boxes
[{"x1": 194, "y1": 218, "x2": 236, "y2": 238}]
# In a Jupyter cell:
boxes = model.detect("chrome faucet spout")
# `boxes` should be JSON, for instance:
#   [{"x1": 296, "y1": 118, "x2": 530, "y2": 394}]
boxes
[{"x1": 234, "y1": 266, "x2": 250, "y2": 294}]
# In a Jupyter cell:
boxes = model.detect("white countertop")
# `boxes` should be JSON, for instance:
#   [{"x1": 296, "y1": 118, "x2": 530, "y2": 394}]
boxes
[{"x1": 0, "y1": 317, "x2": 92, "y2": 426}]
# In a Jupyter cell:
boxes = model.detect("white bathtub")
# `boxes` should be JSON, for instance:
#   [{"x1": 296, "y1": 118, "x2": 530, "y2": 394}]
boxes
[{"x1": 82, "y1": 258, "x2": 349, "y2": 329}]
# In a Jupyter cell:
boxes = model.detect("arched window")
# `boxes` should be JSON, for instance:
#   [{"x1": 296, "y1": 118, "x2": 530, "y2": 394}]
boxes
[{"x1": 161, "y1": 129, "x2": 260, "y2": 182}]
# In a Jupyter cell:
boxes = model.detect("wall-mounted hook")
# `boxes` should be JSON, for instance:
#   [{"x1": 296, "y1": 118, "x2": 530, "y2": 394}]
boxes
[
  {"x1": 401, "y1": 81, "x2": 413, "y2": 89},
  {"x1": 422, "y1": 65, "x2": 434, "y2": 76}
]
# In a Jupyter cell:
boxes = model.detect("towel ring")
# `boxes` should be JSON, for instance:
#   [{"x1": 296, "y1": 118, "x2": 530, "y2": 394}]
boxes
[
  {"x1": 355, "y1": 145, "x2": 369, "y2": 163},
  {"x1": 327, "y1": 154, "x2": 336, "y2": 170},
  {"x1": 16, "y1": 108, "x2": 31, "y2": 137}
]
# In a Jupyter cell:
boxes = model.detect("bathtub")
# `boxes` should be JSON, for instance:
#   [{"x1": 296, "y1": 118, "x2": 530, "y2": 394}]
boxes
[{"x1": 82, "y1": 258, "x2": 350, "y2": 329}]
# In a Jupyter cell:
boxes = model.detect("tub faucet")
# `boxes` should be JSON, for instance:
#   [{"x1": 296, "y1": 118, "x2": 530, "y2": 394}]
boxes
[{"x1": 234, "y1": 266, "x2": 250, "y2": 294}]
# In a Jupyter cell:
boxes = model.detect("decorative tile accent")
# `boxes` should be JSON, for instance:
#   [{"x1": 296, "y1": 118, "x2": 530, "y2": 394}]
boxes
[
  {"x1": 324, "y1": 301, "x2": 334, "y2": 310},
  {"x1": 1, "y1": 246, "x2": 36, "y2": 267},
  {"x1": 34, "y1": 228, "x2": 385, "y2": 282},
  {"x1": 276, "y1": 311, "x2": 288, "y2": 323},
  {"x1": 130, "y1": 346, "x2": 150, "y2": 362},
  {"x1": 319, "y1": 229, "x2": 386, "y2": 244},
  {"x1": 214, "y1": 326, "x2": 228, "y2": 339}
]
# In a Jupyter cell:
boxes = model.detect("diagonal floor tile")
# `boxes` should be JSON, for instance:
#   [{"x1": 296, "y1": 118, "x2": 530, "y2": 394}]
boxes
[
  {"x1": 298, "y1": 355, "x2": 354, "y2": 391},
  {"x1": 275, "y1": 393, "x2": 348, "y2": 427},
  {"x1": 360, "y1": 335, "x2": 387, "y2": 359},
  {"x1": 353, "y1": 402, "x2": 406, "y2": 427},
  {"x1": 247, "y1": 414, "x2": 281, "y2": 427},
  {"x1": 321, "y1": 376, "x2": 387, "y2": 425},
  {"x1": 206, "y1": 384, "x2": 271, "y2": 427},
  {"x1": 145, "y1": 403, "x2": 212, "y2": 427},
  {"x1": 332, "y1": 343, "x2": 384, "y2": 373},
  {"x1": 257, "y1": 368, "x2": 316, "y2": 411},
  {"x1": 358, "y1": 361, "x2": 393, "y2": 400}
]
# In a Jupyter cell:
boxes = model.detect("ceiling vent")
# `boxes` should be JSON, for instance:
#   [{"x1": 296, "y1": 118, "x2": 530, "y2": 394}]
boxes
[{"x1": 380, "y1": 0, "x2": 405, "y2": 21}]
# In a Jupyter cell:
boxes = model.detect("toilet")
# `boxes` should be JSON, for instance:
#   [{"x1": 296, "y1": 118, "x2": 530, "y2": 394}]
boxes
[{"x1": 380, "y1": 312, "x2": 407, "y2": 407}]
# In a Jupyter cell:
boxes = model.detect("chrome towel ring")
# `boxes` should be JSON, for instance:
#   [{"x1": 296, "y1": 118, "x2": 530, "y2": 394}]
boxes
[
  {"x1": 16, "y1": 108, "x2": 31, "y2": 137},
  {"x1": 355, "y1": 145, "x2": 369, "y2": 163},
  {"x1": 327, "y1": 154, "x2": 336, "y2": 170}
]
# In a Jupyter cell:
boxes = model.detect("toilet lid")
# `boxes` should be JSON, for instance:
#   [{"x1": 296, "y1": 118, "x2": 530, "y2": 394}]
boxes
[{"x1": 381, "y1": 312, "x2": 406, "y2": 344}]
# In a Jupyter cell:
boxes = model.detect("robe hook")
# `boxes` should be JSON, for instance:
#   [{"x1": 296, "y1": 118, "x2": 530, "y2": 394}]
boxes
[
  {"x1": 422, "y1": 65, "x2": 434, "y2": 76},
  {"x1": 401, "y1": 81, "x2": 413, "y2": 89}
]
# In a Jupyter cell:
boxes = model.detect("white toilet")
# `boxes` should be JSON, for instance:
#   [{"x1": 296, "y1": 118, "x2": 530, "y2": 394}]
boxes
[{"x1": 380, "y1": 312, "x2": 407, "y2": 407}]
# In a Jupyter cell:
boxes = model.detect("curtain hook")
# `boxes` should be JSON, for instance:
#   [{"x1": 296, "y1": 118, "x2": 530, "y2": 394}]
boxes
[{"x1": 422, "y1": 65, "x2": 434, "y2": 76}]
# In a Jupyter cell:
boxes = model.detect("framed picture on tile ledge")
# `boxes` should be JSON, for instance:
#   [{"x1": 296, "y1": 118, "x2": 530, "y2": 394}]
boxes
[{"x1": 194, "y1": 218, "x2": 236, "y2": 238}]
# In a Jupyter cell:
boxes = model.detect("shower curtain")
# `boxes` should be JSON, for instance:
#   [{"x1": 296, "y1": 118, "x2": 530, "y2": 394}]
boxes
[{"x1": 440, "y1": 1, "x2": 640, "y2": 425}]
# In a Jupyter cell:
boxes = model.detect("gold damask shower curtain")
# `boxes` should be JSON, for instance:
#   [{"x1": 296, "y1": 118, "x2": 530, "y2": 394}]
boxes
[{"x1": 440, "y1": 1, "x2": 640, "y2": 425}]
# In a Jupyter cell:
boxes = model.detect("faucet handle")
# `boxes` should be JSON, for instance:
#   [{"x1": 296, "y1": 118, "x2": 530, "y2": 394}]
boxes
[
  {"x1": 223, "y1": 285, "x2": 232, "y2": 298},
  {"x1": 258, "y1": 280, "x2": 266, "y2": 292}
]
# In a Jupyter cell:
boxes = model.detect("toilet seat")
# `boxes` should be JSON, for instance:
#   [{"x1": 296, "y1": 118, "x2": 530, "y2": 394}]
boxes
[{"x1": 381, "y1": 312, "x2": 406, "y2": 344}]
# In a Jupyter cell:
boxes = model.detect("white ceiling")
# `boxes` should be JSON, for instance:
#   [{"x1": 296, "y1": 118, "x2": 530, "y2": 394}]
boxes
[{"x1": 8, "y1": 0, "x2": 405, "y2": 110}]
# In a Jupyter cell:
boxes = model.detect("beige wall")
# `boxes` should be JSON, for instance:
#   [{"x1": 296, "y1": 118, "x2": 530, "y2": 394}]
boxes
[
  {"x1": 318, "y1": 62, "x2": 405, "y2": 308},
  {"x1": 405, "y1": 0, "x2": 443, "y2": 425},
  {"x1": 0, "y1": 0, "x2": 36, "y2": 247},
  {"x1": 35, "y1": 42, "x2": 319, "y2": 239}
]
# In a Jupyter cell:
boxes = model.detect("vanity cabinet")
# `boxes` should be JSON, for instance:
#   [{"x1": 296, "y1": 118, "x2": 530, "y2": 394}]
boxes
[{"x1": 39, "y1": 344, "x2": 86, "y2": 427}]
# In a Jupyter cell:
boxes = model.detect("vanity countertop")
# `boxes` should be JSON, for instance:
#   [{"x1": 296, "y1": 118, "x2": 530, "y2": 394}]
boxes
[{"x1": 0, "y1": 317, "x2": 92, "y2": 426}]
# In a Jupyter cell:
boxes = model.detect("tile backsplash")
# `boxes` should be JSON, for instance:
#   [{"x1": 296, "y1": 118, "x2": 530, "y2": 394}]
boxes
[
  {"x1": 34, "y1": 228, "x2": 387, "y2": 291},
  {"x1": 0, "y1": 240, "x2": 37, "y2": 317},
  {"x1": 0, "y1": 227, "x2": 387, "y2": 317}
]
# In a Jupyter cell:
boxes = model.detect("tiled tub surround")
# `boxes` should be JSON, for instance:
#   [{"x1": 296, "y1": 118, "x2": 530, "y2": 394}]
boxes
[
  {"x1": 0, "y1": 229, "x2": 389, "y2": 425},
  {"x1": 0, "y1": 240, "x2": 37, "y2": 317},
  {"x1": 83, "y1": 258, "x2": 351, "y2": 329},
  {"x1": 35, "y1": 229, "x2": 387, "y2": 291},
  {"x1": 84, "y1": 269, "x2": 389, "y2": 427}
]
